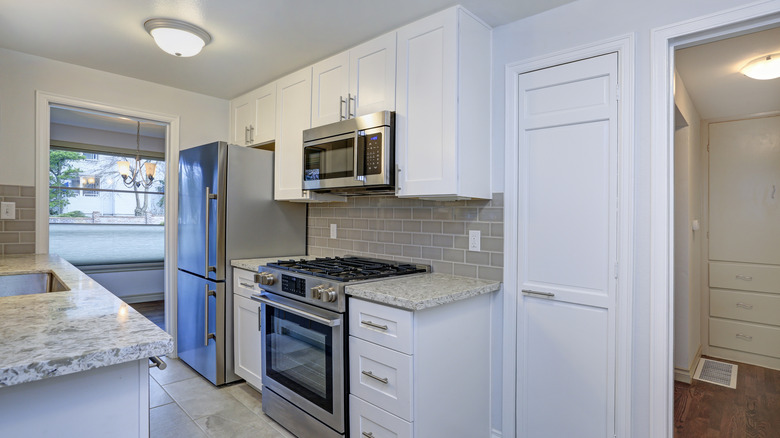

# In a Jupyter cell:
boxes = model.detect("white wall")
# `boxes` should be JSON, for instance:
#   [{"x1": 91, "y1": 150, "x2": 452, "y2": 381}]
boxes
[
  {"x1": 0, "y1": 47, "x2": 229, "y2": 187},
  {"x1": 492, "y1": 0, "x2": 756, "y2": 435},
  {"x1": 672, "y1": 72, "x2": 702, "y2": 377}
]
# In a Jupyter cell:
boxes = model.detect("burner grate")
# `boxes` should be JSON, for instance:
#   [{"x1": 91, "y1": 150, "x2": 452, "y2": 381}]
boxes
[{"x1": 267, "y1": 256, "x2": 428, "y2": 282}]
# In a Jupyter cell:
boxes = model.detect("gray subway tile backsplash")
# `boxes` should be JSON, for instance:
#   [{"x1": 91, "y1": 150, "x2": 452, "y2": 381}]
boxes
[
  {"x1": 0, "y1": 184, "x2": 36, "y2": 256},
  {"x1": 306, "y1": 193, "x2": 503, "y2": 281}
]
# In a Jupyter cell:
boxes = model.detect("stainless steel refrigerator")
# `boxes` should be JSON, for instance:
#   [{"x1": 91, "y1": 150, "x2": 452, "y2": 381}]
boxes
[{"x1": 177, "y1": 142, "x2": 306, "y2": 385}]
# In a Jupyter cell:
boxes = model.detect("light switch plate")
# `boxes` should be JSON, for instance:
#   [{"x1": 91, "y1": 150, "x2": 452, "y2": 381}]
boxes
[
  {"x1": 468, "y1": 230, "x2": 481, "y2": 251},
  {"x1": 330, "y1": 223, "x2": 338, "y2": 239},
  {"x1": 0, "y1": 202, "x2": 15, "y2": 220}
]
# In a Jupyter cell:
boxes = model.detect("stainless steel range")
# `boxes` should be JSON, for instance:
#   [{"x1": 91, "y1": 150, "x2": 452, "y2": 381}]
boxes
[{"x1": 250, "y1": 256, "x2": 429, "y2": 438}]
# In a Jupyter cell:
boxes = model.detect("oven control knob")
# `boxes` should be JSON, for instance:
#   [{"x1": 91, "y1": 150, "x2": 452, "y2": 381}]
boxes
[
  {"x1": 311, "y1": 285, "x2": 325, "y2": 300},
  {"x1": 255, "y1": 272, "x2": 274, "y2": 286},
  {"x1": 321, "y1": 288, "x2": 337, "y2": 303}
]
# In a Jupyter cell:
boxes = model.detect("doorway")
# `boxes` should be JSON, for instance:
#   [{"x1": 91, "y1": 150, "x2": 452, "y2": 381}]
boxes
[
  {"x1": 650, "y1": 2, "x2": 780, "y2": 436},
  {"x1": 34, "y1": 92, "x2": 180, "y2": 346}
]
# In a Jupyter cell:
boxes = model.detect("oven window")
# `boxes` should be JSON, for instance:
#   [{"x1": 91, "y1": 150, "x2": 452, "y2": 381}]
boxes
[
  {"x1": 304, "y1": 138, "x2": 354, "y2": 181},
  {"x1": 265, "y1": 306, "x2": 333, "y2": 413}
]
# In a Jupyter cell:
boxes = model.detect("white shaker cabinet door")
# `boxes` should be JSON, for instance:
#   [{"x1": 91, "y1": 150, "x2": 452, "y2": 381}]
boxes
[
  {"x1": 350, "y1": 32, "x2": 396, "y2": 117},
  {"x1": 515, "y1": 52, "x2": 619, "y2": 438},
  {"x1": 311, "y1": 52, "x2": 349, "y2": 128},
  {"x1": 274, "y1": 67, "x2": 312, "y2": 200},
  {"x1": 233, "y1": 293, "x2": 263, "y2": 390}
]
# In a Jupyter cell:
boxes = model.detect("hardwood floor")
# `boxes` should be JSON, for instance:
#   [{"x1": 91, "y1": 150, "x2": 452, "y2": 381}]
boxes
[
  {"x1": 129, "y1": 300, "x2": 165, "y2": 330},
  {"x1": 674, "y1": 356, "x2": 780, "y2": 438}
]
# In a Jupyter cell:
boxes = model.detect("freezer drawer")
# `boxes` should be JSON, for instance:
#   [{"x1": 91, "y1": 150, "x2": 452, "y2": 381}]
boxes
[{"x1": 177, "y1": 270, "x2": 225, "y2": 384}]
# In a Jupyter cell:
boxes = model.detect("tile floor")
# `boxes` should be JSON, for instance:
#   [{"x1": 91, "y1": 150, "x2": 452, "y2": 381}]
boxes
[{"x1": 149, "y1": 357, "x2": 295, "y2": 438}]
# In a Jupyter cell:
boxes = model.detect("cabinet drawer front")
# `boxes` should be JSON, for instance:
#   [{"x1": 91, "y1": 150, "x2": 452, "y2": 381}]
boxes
[
  {"x1": 711, "y1": 289, "x2": 780, "y2": 326},
  {"x1": 349, "y1": 395, "x2": 412, "y2": 438},
  {"x1": 349, "y1": 298, "x2": 413, "y2": 354},
  {"x1": 233, "y1": 268, "x2": 261, "y2": 299},
  {"x1": 710, "y1": 318, "x2": 780, "y2": 358},
  {"x1": 709, "y1": 262, "x2": 780, "y2": 294},
  {"x1": 349, "y1": 337, "x2": 413, "y2": 421}
]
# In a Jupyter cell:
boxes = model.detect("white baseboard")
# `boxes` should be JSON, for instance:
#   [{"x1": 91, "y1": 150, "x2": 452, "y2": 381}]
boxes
[
  {"x1": 121, "y1": 292, "x2": 164, "y2": 304},
  {"x1": 491, "y1": 428, "x2": 502, "y2": 438},
  {"x1": 674, "y1": 345, "x2": 702, "y2": 384}
]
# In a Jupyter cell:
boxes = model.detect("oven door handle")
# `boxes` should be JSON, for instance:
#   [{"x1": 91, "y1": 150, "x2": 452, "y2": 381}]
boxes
[{"x1": 251, "y1": 293, "x2": 341, "y2": 327}]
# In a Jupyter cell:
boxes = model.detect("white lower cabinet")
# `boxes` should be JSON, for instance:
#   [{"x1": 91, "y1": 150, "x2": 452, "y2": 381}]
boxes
[
  {"x1": 233, "y1": 268, "x2": 263, "y2": 390},
  {"x1": 347, "y1": 295, "x2": 491, "y2": 438}
]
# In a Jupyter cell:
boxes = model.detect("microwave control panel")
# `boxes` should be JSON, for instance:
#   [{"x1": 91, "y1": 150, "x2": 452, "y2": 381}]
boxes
[{"x1": 364, "y1": 133, "x2": 382, "y2": 175}]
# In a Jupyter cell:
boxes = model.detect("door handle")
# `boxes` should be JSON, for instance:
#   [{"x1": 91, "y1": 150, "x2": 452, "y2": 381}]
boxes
[
  {"x1": 522, "y1": 289, "x2": 555, "y2": 298},
  {"x1": 204, "y1": 187, "x2": 218, "y2": 277},
  {"x1": 361, "y1": 320, "x2": 388, "y2": 331},
  {"x1": 204, "y1": 286, "x2": 217, "y2": 346},
  {"x1": 251, "y1": 293, "x2": 341, "y2": 327},
  {"x1": 361, "y1": 370, "x2": 389, "y2": 384},
  {"x1": 339, "y1": 95, "x2": 346, "y2": 120},
  {"x1": 348, "y1": 93, "x2": 355, "y2": 118}
]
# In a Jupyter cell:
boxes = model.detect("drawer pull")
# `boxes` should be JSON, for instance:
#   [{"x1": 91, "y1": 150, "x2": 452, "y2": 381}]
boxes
[
  {"x1": 736, "y1": 333, "x2": 753, "y2": 341},
  {"x1": 736, "y1": 302, "x2": 754, "y2": 310},
  {"x1": 735, "y1": 275, "x2": 753, "y2": 281},
  {"x1": 522, "y1": 289, "x2": 555, "y2": 298},
  {"x1": 239, "y1": 282, "x2": 255, "y2": 289},
  {"x1": 362, "y1": 432, "x2": 375, "y2": 438},
  {"x1": 361, "y1": 370, "x2": 389, "y2": 384},
  {"x1": 361, "y1": 320, "x2": 388, "y2": 331}
]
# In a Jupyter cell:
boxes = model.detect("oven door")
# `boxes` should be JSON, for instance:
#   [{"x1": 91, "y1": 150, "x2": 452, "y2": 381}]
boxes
[
  {"x1": 257, "y1": 292, "x2": 345, "y2": 433},
  {"x1": 303, "y1": 132, "x2": 361, "y2": 190}
]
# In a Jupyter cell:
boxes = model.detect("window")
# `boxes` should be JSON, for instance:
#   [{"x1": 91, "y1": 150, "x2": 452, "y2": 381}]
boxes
[{"x1": 49, "y1": 147, "x2": 165, "y2": 266}]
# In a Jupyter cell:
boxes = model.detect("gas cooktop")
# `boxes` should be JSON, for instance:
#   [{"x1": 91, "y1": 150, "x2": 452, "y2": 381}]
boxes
[{"x1": 266, "y1": 256, "x2": 429, "y2": 282}]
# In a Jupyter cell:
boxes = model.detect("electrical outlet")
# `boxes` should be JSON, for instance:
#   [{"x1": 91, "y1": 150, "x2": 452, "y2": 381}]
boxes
[
  {"x1": 0, "y1": 202, "x2": 15, "y2": 220},
  {"x1": 330, "y1": 223, "x2": 338, "y2": 239},
  {"x1": 468, "y1": 230, "x2": 481, "y2": 251}
]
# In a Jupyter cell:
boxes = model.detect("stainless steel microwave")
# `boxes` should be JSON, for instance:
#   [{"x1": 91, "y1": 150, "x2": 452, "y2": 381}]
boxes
[{"x1": 303, "y1": 111, "x2": 394, "y2": 194}]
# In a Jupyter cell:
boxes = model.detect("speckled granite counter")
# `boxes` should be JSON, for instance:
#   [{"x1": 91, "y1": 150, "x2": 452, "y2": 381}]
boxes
[
  {"x1": 231, "y1": 255, "x2": 311, "y2": 272},
  {"x1": 345, "y1": 273, "x2": 500, "y2": 310},
  {"x1": 0, "y1": 254, "x2": 172, "y2": 387}
]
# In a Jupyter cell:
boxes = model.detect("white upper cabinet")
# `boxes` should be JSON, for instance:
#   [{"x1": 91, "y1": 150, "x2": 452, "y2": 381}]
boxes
[
  {"x1": 311, "y1": 32, "x2": 396, "y2": 128},
  {"x1": 395, "y1": 7, "x2": 491, "y2": 200},
  {"x1": 275, "y1": 67, "x2": 345, "y2": 202},
  {"x1": 230, "y1": 82, "x2": 276, "y2": 146}
]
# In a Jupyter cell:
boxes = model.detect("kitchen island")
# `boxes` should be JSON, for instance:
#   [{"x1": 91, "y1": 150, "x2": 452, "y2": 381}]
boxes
[{"x1": 0, "y1": 254, "x2": 173, "y2": 437}]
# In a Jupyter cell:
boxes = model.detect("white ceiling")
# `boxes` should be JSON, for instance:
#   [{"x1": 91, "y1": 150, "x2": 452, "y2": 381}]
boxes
[
  {"x1": 675, "y1": 26, "x2": 780, "y2": 120},
  {"x1": 0, "y1": 0, "x2": 573, "y2": 100}
]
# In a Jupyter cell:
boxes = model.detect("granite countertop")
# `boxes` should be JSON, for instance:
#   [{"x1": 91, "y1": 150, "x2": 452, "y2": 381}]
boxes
[
  {"x1": 346, "y1": 273, "x2": 501, "y2": 311},
  {"x1": 231, "y1": 255, "x2": 312, "y2": 272},
  {"x1": 0, "y1": 254, "x2": 173, "y2": 387}
]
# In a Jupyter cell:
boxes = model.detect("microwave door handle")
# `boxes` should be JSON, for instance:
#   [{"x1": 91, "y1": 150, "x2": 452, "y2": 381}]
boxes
[{"x1": 355, "y1": 131, "x2": 365, "y2": 182}]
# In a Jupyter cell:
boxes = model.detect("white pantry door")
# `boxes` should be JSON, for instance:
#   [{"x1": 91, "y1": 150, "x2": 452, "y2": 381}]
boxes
[{"x1": 515, "y1": 52, "x2": 619, "y2": 437}]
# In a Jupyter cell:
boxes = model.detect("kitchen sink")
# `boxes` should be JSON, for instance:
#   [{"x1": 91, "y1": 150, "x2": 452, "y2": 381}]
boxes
[{"x1": 0, "y1": 271, "x2": 70, "y2": 297}]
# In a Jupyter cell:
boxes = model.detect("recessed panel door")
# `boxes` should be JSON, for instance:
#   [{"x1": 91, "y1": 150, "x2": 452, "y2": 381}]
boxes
[{"x1": 515, "y1": 52, "x2": 619, "y2": 438}]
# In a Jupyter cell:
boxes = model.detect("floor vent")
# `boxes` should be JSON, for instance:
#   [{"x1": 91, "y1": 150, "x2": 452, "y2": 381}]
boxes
[{"x1": 693, "y1": 358, "x2": 738, "y2": 389}]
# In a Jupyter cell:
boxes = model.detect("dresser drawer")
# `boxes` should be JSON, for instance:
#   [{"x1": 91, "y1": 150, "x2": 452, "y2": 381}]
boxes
[
  {"x1": 233, "y1": 268, "x2": 261, "y2": 299},
  {"x1": 350, "y1": 336, "x2": 413, "y2": 421},
  {"x1": 709, "y1": 262, "x2": 780, "y2": 294},
  {"x1": 349, "y1": 395, "x2": 412, "y2": 438},
  {"x1": 711, "y1": 289, "x2": 780, "y2": 326},
  {"x1": 710, "y1": 317, "x2": 780, "y2": 358},
  {"x1": 350, "y1": 298, "x2": 413, "y2": 354}
]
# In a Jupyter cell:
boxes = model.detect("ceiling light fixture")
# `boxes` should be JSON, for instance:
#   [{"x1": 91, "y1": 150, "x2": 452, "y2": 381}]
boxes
[
  {"x1": 740, "y1": 52, "x2": 780, "y2": 80},
  {"x1": 144, "y1": 18, "x2": 211, "y2": 57},
  {"x1": 117, "y1": 121, "x2": 157, "y2": 189}
]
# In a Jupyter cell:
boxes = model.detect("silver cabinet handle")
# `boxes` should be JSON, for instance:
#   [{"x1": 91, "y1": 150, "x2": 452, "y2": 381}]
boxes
[
  {"x1": 239, "y1": 282, "x2": 255, "y2": 289},
  {"x1": 249, "y1": 124, "x2": 254, "y2": 143},
  {"x1": 736, "y1": 302, "x2": 753, "y2": 310},
  {"x1": 339, "y1": 95, "x2": 346, "y2": 120},
  {"x1": 736, "y1": 333, "x2": 753, "y2": 341},
  {"x1": 361, "y1": 320, "x2": 388, "y2": 331},
  {"x1": 361, "y1": 370, "x2": 388, "y2": 384},
  {"x1": 348, "y1": 93, "x2": 355, "y2": 118},
  {"x1": 251, "y1": 293, "x2": 341, "y2": 327},
  {"x1": 522, "y1": 289, "x2": 555, "y2": 298},
  {"x1": 149, "y1": 356, "x2": 167, "y2": 370},
  {"x1": 204, "y1": 187, "x2": 218, "y2": 277},
  {"x1": 395, "y1": 164, "x2": 401, "y2": 193},
  {"x1": 204, "y1": 285, "x2": 217, "y2": 346},
  {"x1": 736, "y1": 275, "x2": 753, "y2": 281},
  {"x1": 244, "y1": 126, "x2": 250, "y2": 144},
  {"x1": 362, "y1": 432, "x2": 375, "y2": 438}
]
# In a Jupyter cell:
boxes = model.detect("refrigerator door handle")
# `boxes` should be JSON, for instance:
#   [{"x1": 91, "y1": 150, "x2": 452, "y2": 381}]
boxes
[
  {"x1": 204, "y1": 187, "x2": 218, "y2": 277},
  {"x1": 204, "y1": 284, "x2": 217, "y2": 346}
]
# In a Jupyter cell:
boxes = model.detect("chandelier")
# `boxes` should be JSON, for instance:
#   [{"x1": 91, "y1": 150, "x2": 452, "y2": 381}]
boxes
[{"x1": 117, "y1": 121, "x2": 157, "y2": 189}]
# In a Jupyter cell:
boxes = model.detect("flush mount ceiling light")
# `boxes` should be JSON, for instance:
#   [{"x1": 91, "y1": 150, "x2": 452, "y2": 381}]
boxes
[
  {"x1": 144, "y1": 18, "x2": 211, "y2": 57},
  {"x1": 740, "y1": 52, "x2": 780, "y2": 80}
]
